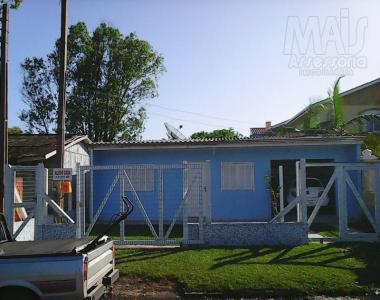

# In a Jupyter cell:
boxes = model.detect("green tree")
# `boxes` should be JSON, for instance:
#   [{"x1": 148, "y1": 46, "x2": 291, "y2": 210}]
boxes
[
  {"x1": 0, "y1": 0, "x2": 22, "y2": 9},
  {"x1": 8, "y1": 126, "x2": 22, "y2": 134},
  {"x1": 304, "y1": 98, "x2": 328, "y2": 129},
  {"x1": 276, "y1": 76, "x2": 345, "y2": 136},
  {"x1": 20, "y1": 57, "x2": 57, "y2": 133},
  {"x1": 20, "y1": 22, "x2": 165, "y2": 141},
  {"x1": 328, "y1": 75, "x2": 345, "y2": 133},
  {"x1": 304, "y1": 76, "x2": 344, "y2": 133},
  {"x1": 191, "y1": 128, "x2": 243, "y2": 139}
]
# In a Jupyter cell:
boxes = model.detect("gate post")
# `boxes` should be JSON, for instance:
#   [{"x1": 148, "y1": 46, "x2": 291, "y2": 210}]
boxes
[
  {"x1": 296, "y1": 160, "x2": 307, "y2": 223},
  {"x1": 376, "y1": 164, "x2": 380, "y2": 236},
  {"x1": 119, "y1": 170, "x2": 125, "y2": 242},
  {"x1": 279, "y1": 165, "x2": 284, "y2": 223},
  {"x1": 76, "y1": 163, "x2": 81, "y2": 238},
  {"x1": 299, "y1": 159, "x2": 308, "y2": 223},
  {"x1": 337, "y1": 165, "x2": 348, "y2": 239},
  {"x1": 204, "y1": 160, "x2": 211, "y2": 224},
  {"x1": 198, "y1": 164, "x2": 204, "y2": 242},
  {"x1": 159, "y1": 167, "x2": 164, "y2": 239},
  {"x1": 43, "y1": 167, "x2": 49, "y2": 218},
  {"x1": 35, "y1": 163, "x2": 45, "y2": 227},
  {"x1": 4, "y1": 165, "x2": 14, "y2": 235},
  {"x1": 89, "y1": 148, "x2": 94, "y2": 224},
  {"x1": 81, "y1": 170, "x2": 86, "y2": 236},
  {"x1": 295, "y1": 161, "x2": 300, "y2": 221},
  {"x1": 183, "y1": 162, "x2": 189, "y2": 242}
]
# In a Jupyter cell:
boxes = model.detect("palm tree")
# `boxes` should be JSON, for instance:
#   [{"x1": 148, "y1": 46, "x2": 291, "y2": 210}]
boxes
[
  {"x1": 306, "y1": 75, "x2": 345, "y2": 134},
  {"x1": 275, "y1": 76, "x2": 346, "y2": 136},
  {"x1": 327, "y1": 75, "x2": 345, "y2": 134},
  {"x1": 305, "y1": 98, "x2": 329, "y2": 129}
]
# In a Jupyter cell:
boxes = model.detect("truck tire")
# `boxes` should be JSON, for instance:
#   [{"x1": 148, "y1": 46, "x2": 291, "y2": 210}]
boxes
[{"x1": 0, "y1": 287, "x2": 39, "y2": 300}]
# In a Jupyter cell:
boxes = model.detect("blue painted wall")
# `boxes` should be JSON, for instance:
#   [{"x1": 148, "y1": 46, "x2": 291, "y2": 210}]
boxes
[{"x1": 92, "y1": 143, "x2": 360, "y2": 223}]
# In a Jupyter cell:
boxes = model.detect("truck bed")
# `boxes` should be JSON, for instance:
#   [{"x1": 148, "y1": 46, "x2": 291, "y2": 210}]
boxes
[
  {"x1": 0, "y1": 238, "x2": 93, "y2": 257},
  {"x1": 0, "y1": 212, "x2": 120, "y2": 299}
]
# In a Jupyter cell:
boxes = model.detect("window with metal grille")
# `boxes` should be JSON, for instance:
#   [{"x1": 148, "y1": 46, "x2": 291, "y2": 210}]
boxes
[
  {"x1": 221, "y1": 162, "x2": 255, "y2": 190},
  {"x1": 361, "y1": 109, "x2": 380, "y2": 133},
  {"x1": 125, "y1": 166, "x2": 154, "y2": 192}
]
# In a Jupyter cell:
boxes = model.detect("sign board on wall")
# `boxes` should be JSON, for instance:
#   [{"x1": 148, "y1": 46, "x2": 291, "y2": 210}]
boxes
[{"x1": 53, "y1": 168, "x2": 72, "y2": 181}]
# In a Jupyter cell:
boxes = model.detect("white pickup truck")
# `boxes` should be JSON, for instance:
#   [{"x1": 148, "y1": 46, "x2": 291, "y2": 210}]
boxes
[
  {"x1": 0, "y1": 196, "x2": 133, "y2": 300},
  {"x1": 0, "y1": 213, "x2": 119, "y2": 300}
]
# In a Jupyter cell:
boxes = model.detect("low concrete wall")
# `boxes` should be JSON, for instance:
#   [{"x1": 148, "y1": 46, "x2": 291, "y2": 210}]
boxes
[
  {"x1": 35, "y1": 224, "x2": 76, "y2": 240},
  {"x1": 13, "y1": 220, "x2": 76, "y2": 241},
  {"x1": 189, "y1": 222, "x2": 307, "y2": 246}
]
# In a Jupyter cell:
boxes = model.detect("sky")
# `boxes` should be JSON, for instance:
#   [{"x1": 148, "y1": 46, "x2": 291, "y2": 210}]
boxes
[{"x1": 7, "y1": 0, "x2": 380, "y2": 139}]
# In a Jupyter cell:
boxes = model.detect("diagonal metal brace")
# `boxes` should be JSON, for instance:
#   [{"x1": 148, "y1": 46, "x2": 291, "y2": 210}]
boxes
[
  {"x1": 270, "y1": 195, "x2": 302, "y2": 223},
  {"x1": 308, "y1": 170, "x2": 337, "y2": 227},
  {"x1": 124, "y1": 171, "x2": 158, "y2": 239},
  {"x1": 45, "y1": 195, "x2": 75, "y2": 224},
  {"x1": 345, "y1": 171, "x2": 377, "y2": 233},
  {"x1": 165, "y1": 186, "x2": 191, "y2": 239},
  {"x1": 13, "y1": 211, "x2": 35, "y2": 239},
  {"x1": 86, "y1": 173, "x2": 120, "y2": 235}
]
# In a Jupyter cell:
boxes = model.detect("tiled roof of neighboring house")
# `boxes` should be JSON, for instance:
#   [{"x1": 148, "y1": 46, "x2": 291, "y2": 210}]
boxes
[
  {"x1": 250, "y1": 128, "x2": 268, "y2": 136},
  {"x1": 92, "y1": 136, "x2": 363, "y2": 150},
  {"x1": 8, "y1": 134, "x2": 90, "y2": 164},
  {"x1": 273, "y1": 77, "x2": 380, "y2": 128}
]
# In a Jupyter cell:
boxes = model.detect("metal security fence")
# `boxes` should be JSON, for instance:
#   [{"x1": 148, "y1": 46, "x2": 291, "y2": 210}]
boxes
[
  {"x1": 4, "y1": 164, "x2": 75, "y2": 241},
  {"x1": 4, "y1": 165, "x2": 39, "y2": 240},
  {"x1": 78, "y1": 162, "x2": 209, "y2": 245},
  {"x1": 271, "y1": 159, "x2": 380, "y2": 242}
]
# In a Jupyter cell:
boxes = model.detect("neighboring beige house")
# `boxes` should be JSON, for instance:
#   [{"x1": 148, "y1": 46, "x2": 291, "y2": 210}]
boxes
[{"x1": 274, "y1": 78, "x2": 380, "y2": 133}]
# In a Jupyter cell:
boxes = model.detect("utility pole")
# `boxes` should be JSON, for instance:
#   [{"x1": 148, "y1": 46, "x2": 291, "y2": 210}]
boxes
[
  {"x1": 0, "y1": 3, "x2": 9, "y2": 213},
  {"x1": 57, "y1": 0, "x2": 67, "y2": 169},
  {"x1": 56, "y1": 0, "x2": 68, "y2": 210}
]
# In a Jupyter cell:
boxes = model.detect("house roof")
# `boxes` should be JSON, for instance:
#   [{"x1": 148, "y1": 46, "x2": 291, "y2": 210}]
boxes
[
  {"x1": 273, "y1": 77, "x2": 380, "y2": 128},
  {"x1": 8, "y1": 134, "x2": 91, "y2": 164},
  {"x1": 92, "y1": 136, "x2": 363, "y2": 150},
  {"x1": 250, "y1": 128, "x2": 268, "y2": 135}
]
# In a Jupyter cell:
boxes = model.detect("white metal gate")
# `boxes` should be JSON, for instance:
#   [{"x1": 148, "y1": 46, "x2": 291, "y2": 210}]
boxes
[
  {"x1": 272, "y1": 159, "x2": 380, "y2": 241},
  {"x1": 79, "y1": 163, "x2": 208, "y2": 245},
  {"x1": 4, "y1": 164, "x2": 75, "y2": 241},
  {"x1": 184, "y1": 161, "x2": 211, "y2": 222}
]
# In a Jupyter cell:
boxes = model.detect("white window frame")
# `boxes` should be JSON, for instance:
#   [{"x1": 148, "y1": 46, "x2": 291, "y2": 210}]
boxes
[{"x1": 221, "y1": 162, "x2": 255, "y2": 191}]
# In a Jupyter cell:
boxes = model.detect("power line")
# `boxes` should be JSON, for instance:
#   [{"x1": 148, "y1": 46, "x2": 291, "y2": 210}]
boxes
[
  {"x1": 148, "y1": 103, "x2": 262, "y2": 126},
  {"x1": 149, "y1": 112, "x2": 248, "y2": 131}
]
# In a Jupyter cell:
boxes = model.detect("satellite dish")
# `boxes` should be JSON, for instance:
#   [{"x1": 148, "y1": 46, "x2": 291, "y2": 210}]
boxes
[{"x1": 164, "y1": 122, "x2": 186, "y2": 140}]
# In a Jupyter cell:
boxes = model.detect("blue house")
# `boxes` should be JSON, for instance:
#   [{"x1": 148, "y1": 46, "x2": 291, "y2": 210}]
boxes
[{"x1": 90, "y1": 136, "x2": 362, "y2": 224}]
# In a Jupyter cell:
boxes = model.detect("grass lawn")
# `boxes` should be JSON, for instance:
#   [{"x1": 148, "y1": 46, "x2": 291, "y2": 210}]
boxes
[
  {"x1": 309, "y1": 221, "x2": 376, "y2": 238},
  {"x1": 116, "y1": 242, "x2": 380, "y2": 297},
  {"x1": 309, "y1": 223, "x2": 339, "y2": 238}
]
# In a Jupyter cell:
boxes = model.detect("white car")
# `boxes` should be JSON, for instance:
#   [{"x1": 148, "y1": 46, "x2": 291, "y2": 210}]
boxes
[{"x1": 287, "y1": 177, "x2": 329, "y2": 206}]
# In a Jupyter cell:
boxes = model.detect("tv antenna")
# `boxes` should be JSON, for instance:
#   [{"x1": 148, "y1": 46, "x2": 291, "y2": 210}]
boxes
[{"x1": 164, "y1": 123, "x2": 186, "y2": 140}]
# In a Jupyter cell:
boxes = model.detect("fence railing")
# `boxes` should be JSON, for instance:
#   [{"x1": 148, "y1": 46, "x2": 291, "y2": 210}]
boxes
[
  {"x1": 78, "y1": 162, "x2": 207, "y2": 245},
  {"x1": 4, "y1": 164, "x2": 76, "y2": 240}
]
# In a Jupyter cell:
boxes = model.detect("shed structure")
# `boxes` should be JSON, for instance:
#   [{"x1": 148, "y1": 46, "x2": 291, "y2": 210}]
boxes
[{"x1": 8, "y1": 134, "x2": 90, "y2": 168}]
